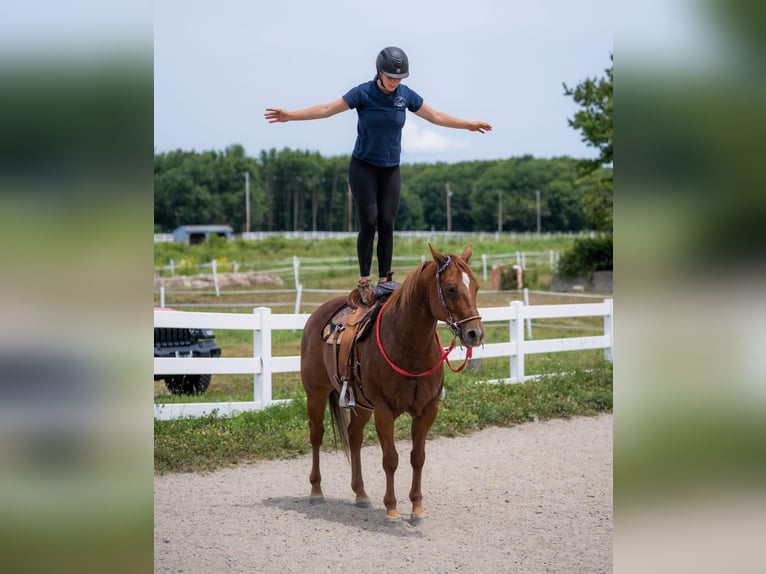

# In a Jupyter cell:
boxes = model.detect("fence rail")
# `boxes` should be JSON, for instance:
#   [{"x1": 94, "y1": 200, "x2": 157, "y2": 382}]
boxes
[
  {"x1": 154, "y1": 250, "x2": 561, "y2": 279},
  {"x1": 154, "y1": 299, "x2": 613, "y2": 421},
  {"x1": 154, "y1": 230, "x2": 595, "y2": 244},
  {"x1": 153, "y1": 252, "x2": 565, "y2": 311}
]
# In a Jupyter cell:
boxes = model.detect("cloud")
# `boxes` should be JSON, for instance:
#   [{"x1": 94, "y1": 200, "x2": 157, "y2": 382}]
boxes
[{"x1": 402, "y1": 121, "x2": 468, "y2": 155}]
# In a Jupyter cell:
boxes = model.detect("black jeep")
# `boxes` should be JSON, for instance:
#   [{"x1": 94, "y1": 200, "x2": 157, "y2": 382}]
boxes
[{"x1": 154, "y1": 309, "x2": 222, "y2": 394}]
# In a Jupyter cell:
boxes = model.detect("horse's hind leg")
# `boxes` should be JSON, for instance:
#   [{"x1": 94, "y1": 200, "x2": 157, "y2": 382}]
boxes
[
  {"x1": 348, "y1": 408, "x2": 373, "y2": 507},
  {"x1": 409, "y1": 400, "x2": 439, "y2": 524},
  {"x1": 306, "y1": 390, "x2": 329, "y2": 504}
]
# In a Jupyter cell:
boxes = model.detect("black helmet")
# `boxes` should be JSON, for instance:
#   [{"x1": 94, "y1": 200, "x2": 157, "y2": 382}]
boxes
[{"x1": 376, "y1": 46, "x2": 409, "y2": 79}]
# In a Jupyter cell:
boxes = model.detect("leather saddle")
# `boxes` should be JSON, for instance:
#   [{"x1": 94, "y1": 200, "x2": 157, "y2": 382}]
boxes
[{"x1": 321, "y1": 280, "x2": 399, "y2": 410}]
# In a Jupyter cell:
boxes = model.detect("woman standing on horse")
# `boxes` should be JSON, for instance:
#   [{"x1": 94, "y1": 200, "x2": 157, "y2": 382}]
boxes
[{"x1": 265, "y1": 46, "x2": 492, "y2": 305}]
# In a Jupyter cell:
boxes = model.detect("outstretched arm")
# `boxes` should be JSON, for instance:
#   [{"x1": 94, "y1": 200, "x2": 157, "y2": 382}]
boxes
[
  {"x1": 413, "y1": 103, "x2": 492, "y2": 133},
  {"x1": 264, "y1": 98, "x2": 349, "y2": 123}
]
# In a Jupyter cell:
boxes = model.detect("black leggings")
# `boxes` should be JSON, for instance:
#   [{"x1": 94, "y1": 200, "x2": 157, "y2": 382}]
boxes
[{"x1": 348, "y1": 155, "x2": 401, "y2": 278}]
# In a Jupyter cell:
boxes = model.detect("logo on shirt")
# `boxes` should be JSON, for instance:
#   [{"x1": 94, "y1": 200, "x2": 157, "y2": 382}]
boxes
[{"x1": 393, "y1": 96, "x2": 406, "y2": 109}]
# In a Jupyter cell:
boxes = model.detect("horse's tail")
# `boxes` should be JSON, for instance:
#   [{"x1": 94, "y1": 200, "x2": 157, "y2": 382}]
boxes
[{"x1": 328, "y1": 390, "x2": 350, "y2": 461}]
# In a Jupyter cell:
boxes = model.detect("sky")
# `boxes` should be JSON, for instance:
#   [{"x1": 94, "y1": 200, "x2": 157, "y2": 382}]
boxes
[{"x1": 154, "y1": 0, "x2": 612, "y2": 164}]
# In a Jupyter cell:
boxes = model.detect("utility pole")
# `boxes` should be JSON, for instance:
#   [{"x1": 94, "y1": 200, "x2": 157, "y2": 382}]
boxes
[
  {"x1": 445, "y1": 182, "x2": 453, "y2": 232},
  {"x1": 535, "y1": 190, "x2": 541, "y2": 235},
  {"x1": 244, "y1": 171, "x2": 250, "y2": 233}
]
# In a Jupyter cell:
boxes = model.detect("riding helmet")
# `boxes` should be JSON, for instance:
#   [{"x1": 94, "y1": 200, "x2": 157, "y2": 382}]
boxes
[{"x1": 376, "y1": 47, "x2": 409, "y2": 79}]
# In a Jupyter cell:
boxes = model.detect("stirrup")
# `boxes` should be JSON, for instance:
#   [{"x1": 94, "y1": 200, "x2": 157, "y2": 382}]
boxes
[{"x1": 339, "y1": 378, "x2": 356, "y2": 408}]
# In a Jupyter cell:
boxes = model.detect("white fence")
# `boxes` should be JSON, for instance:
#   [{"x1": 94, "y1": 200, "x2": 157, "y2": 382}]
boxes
[
  {"x1": 154, "y1": 230, "x2": 595, "y2": 244},
  {"x1": 154, "y1": 252, "x2": 563, "y2": 309},
  {"x1": 154, "y1": 250, "x2": 561, "y2": 281},
  {"x1": 154, "y1": 300, "x2": 613, "y2": 421}
]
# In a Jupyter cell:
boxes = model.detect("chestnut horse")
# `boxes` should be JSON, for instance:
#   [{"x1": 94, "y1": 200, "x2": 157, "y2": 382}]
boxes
[{"x1": 300, "y1": 244, "x2": 484, "y2": 524}]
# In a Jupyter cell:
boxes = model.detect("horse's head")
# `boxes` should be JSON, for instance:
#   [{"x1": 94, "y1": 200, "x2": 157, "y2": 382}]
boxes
[{"x1": 428, "y1": 244, "x2": 485, "y2": 348}]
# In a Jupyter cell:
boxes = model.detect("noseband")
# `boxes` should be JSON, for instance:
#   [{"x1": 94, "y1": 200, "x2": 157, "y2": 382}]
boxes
[{"x1": 435, "y1": 256, "x2": 483, "y2": 340}]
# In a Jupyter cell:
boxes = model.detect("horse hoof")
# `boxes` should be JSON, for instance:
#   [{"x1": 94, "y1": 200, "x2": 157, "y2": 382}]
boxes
[
  {"x1": 410, "y1": 512, "x2": 427, "y2": 526},
  {"x1": 384, "y1": 510, "x2": 402, "y2": 526},
  {"x1": 309, "y1": 495, "x2": 326, "y2": 505},
  {"x1": 355, "y1": 498, "x2": 372, "y2": 509}
]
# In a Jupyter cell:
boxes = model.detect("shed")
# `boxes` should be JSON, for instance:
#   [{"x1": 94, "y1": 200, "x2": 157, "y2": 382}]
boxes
[{"x1": 172, "y1": 225, "x2": 234, "y2": 246}]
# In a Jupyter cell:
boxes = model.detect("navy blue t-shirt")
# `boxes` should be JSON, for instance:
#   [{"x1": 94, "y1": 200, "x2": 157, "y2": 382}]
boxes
[{"x1": 342, "y1": 80, "x2": 424, "y2": 168}]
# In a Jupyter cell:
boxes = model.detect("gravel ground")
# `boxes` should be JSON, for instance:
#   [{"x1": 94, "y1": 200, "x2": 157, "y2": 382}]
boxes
[{"x1": 155, "y1": 413, "x2": 612, "y2": 573}]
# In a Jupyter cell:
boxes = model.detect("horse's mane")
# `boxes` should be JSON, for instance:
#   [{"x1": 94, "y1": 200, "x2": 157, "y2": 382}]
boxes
[
  {"x1": 386, "y1": 260, "x2": 433, "y2": 313},
  {"x1": 386, "y1": 254, "x2": 472, "y2": 314}
]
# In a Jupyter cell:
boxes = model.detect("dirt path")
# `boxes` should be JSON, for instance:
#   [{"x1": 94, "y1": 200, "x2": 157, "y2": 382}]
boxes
[{"x1": 154, "y1": 413, "x2": 612, "y2": 573}]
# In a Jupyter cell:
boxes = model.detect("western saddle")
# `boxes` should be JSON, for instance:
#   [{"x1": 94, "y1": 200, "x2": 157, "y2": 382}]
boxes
[{"x1": 321, "y1": 279, "x2": 399, "y2": 410}]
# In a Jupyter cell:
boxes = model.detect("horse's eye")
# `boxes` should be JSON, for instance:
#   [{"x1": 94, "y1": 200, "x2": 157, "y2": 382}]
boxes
[{"x1": 446, "y1": 284, "x2": 457, "y2": 296}]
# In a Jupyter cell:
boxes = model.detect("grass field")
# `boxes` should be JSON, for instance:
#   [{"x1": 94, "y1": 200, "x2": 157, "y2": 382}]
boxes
[
  {"x1": 154, "y1": 362, "x2": 612, "y2": 474},
  {"x1": 154, "y1": 234, "x2": 580, "y2": 271}
]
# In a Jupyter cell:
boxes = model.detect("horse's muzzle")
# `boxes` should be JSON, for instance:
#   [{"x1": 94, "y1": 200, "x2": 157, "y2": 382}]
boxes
[{"x1": 459, "y1": 319, "x2": 484, "y2": 348}]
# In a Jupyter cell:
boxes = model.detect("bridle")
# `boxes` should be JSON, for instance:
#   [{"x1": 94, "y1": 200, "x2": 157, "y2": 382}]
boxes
[
  {"x1": 435, "y1": 256, "x2": 483, "y2": 339},
  {"x1": 375, "y1": 256, "x2": 482, "y2": 378}
]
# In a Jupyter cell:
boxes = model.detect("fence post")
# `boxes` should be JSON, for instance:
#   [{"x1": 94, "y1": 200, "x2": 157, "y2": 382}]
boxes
[
  {"x1": 482, "y1": 253, "x2": 488, "y2": 281},
  {"x1": 170, "y1": 259, "x2": 175, "y2": 276},
  {"x1": 253, "y1": 307, "x2": 273, "y2": 408},
  {"x1": 294, "y1": 283, "x2": 303, "y2": 316},
  {"x1": 212, "y1": 259, "x2": 220, "y2": 297},
  {"x1": 293, "y1": 255, "x2": 300, "y2": 288},
  {"x1": 522, "y1": 287, "x2": 532, "y2": 339},
  {"x1": 160, "y1": 286, "x2": 165, "y2": 308},
  {"x1": 604, "y1": 298, "x2": 613, "y2": 363},
  {"x1": 509, "y1": 300, "x2": 525, "y2": 383}
]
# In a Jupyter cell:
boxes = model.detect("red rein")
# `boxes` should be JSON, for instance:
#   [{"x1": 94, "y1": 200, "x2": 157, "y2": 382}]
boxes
[{"x1": 375, "y1": 297, "x2": 473, "y2": 378}]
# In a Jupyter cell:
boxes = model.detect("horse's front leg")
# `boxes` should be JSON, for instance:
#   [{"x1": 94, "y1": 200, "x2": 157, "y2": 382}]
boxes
[
  {"x1": 409, "y1": 399, "x2": 439, "y2": 524},
  {"x1": 373, "y1": 406, "x2": 400, "y2": 520},
  {"x1": 348, "y1": 408, "x2": 372, "y2": 507}
]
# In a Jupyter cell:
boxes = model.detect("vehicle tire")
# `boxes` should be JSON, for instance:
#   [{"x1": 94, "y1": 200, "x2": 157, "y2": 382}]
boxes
[{"x1": 164, "y1": 374, "x2": 212, "y2": 395}]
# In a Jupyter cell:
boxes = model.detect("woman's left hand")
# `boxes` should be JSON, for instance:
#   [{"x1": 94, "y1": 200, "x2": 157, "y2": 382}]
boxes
[{"x1": 468, "y1": 121, "x2": 492, "y2": 133}]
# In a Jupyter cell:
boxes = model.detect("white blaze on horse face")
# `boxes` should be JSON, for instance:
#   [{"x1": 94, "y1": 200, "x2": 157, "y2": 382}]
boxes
[{"x1": 461, "y1": 271, "x2": 471, "y2": 292}]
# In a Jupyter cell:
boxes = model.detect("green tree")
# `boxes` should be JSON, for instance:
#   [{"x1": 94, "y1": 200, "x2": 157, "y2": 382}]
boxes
[
  {"x1": 558, "y1": 56, "x2": 613, "y2": 276},
  {"x1": 260, "y1": 148, "x2": 324, "y2": 232},
  {"x1": 157, "y1": 147, "x2": 595, "y2": 233},
  {"x1": 153, "y1": 146, "x2": 264, "y2": 233},
  {"x1": 564, "y1": 57, "x2": 613, "y2": 172},
  {"x1": 563, "y1": 56, "x2": 613, "y2": 232}
]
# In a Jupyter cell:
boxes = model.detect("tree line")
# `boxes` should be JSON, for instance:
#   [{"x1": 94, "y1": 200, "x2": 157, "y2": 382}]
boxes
[{"x1": 154, "y1": 146, "x2": 611, "y2": 234}]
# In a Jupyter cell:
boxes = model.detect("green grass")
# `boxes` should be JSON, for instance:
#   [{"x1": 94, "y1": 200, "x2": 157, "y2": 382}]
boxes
[
  {"x1": 154, "y1": 358, "x2": 612, "y2": 474},
  {"x1": 154, "y1": 235, "x2": 577, "y2": 273}
]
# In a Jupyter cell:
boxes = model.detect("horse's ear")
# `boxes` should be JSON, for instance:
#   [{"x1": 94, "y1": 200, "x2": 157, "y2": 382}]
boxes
[
  {"x1": 461, "y1": 245, "x2": 473, "y2": 263},
  {"x1": 428, "y1": 243, "x2": 447, "y2": 266}
]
